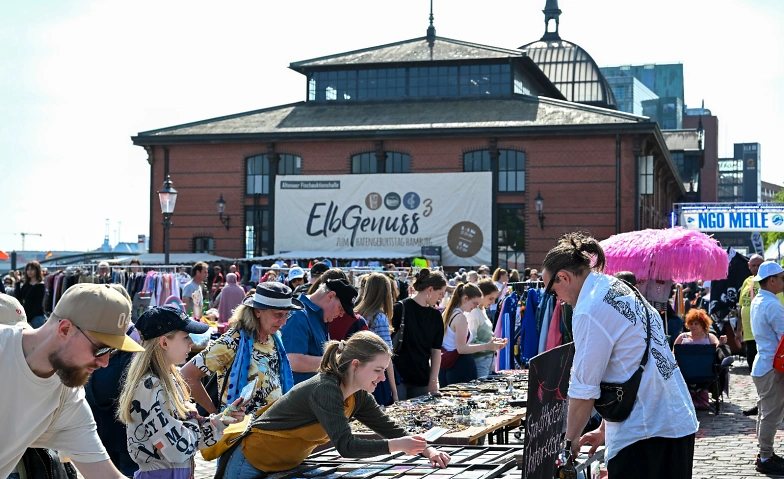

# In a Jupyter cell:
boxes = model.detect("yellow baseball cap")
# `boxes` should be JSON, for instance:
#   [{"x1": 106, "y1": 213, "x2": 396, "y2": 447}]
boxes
[{"x1": 54, "y1": 284, "x2": 144, "y2": 352}]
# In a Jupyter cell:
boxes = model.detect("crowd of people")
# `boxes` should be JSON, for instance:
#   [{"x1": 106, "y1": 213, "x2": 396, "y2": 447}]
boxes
[{"x1": 3, "y1": 237, "x2": 783, "y2": 479}]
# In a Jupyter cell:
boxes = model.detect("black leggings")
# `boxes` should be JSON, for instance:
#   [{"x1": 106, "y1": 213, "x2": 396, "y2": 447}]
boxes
[{"x1": 747, "y1": 340, "x2": 757, "y2": 368}]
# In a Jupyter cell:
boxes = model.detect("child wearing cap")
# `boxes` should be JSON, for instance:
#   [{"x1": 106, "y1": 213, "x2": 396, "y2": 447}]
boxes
[{"x1": 118, "y1": 306, "x2": 245, "y2": 478}]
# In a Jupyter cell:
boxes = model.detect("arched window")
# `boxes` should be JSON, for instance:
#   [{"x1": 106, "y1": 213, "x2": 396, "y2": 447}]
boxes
[
  {"x1": 193, "y1": 237, "x2": 214, "y2": 254},
  {"x1": 351, "y1": 152, "x2": 410, "y2": 174},
  {"x1": 246, "y1": 154, "x2": 302, "y2": 194},
  {"x1": 463, "y1": 149, "x2": 525, "y2": 192}
]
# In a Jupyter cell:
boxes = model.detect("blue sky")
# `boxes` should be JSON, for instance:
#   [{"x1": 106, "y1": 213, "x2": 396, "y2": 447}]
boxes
[{"x1": 1, "y1": 0, "x2": 782, "y2": 252}]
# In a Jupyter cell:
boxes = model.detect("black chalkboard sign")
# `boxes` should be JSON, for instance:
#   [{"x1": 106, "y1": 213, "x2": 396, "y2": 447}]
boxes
[{"x1": 521, "y1": 342, "x2": 575, "y2": 479}]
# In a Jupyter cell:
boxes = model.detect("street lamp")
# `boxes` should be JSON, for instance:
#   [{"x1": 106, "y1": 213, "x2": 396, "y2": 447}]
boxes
[
  {"x1": 535, "y1": 191, "x2": 545, "y2": 230},
  {"x1": 158, "y1": 175, "x2": 178, "y2": 265},
  {"x1": 217, "y1": 194, "x2": 231, "y2": 230}
]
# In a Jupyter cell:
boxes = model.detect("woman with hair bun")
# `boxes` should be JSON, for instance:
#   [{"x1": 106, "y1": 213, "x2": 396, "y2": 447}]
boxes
[
  {"x1": 543, "y1": 231, "x2": 696, "y2": 478},
  {"x1": 219, "y1": 331, "x2": 450, "y2": 478},
  {"x1": 391, "y1": 269, "x2": 448, "y2": 400},
  {"x1": 439, "y1": 283, "x2": 507, "y2": 386}
]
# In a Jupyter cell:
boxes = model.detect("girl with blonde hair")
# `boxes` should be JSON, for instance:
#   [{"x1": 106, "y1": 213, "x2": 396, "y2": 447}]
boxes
[
  {"x1": 218, "y1": 331, "x2": 450, "y2": 478},
  {"x1": 118, "y1": 306, "x2": 244, "y2": 478},
  {"x1": 355, "y1": 273, "x2": 399, "y2": 405}
]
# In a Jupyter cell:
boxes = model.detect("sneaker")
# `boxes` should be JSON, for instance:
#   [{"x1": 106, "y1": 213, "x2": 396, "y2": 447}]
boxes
[
  {"x1": 743, "y1": 406, "x2": 759, "y2": 416},
  {"x1": 756, "y1": 455, "x2": 784, "y2": 474}
]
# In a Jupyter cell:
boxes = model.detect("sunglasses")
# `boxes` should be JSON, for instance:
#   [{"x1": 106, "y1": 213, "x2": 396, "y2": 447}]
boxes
[
  {"x1": 545, "y1": 270, "x2": 560, "y2": 298},
  {"x1": 73, "y1": 324, "x2": 117, "y2": 358},
  {"x1": 270, "y1": 311, "x2": 293, "y2": 321}
]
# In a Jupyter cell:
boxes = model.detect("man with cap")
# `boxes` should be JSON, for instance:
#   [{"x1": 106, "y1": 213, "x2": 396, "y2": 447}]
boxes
[
  {"x1": 295, "y1": 261, "x2": 329, "y2": 295},
  {"x1": 0, "y1": 294, "x2": 27, "y2": 327},
  {"x1": 182, "y1": 282, "x2": 299, "y2": 416},
  {"x1": 0, "y1": 283, "x2": 144, "y2": 479},
  {"x1": 281, "y1": 278, "x2": 358, "y2": 384},
  {"x1": 288, "y1": 266, "x2": 307, "y2": 291},
  {"x1": 749, "y1": 261, "x2": 784, "y2": 474}
]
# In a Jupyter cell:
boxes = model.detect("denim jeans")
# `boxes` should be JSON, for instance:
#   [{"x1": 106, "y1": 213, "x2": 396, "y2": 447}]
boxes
[
  {"x1": 474, "y1": 354, "x2": 494, "y2": 379},
  {"x1": 438, "y1": 354, "x2": 477, "y2": 387},
  {"x1": 222, "y1": 444, "x2": 267, "y2": 479},
  {"x1": 29, "y1": 315, "x2": 46, "y2": 329}
]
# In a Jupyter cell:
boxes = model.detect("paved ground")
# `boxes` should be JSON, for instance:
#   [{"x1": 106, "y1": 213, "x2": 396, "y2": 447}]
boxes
[{"x1": 183, "y1": 361, "x2": 780, "y2": 478}]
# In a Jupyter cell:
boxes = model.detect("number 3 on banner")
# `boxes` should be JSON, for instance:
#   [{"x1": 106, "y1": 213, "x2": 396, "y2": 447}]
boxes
[{"x1": 423, "y1": 199, "x2": 433, "y2": 217}]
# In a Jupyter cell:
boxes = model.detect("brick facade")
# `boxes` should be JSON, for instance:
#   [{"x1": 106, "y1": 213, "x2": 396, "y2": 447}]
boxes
[{"x1": 147, "y1": 130, "x2": 679, "y2": 268}]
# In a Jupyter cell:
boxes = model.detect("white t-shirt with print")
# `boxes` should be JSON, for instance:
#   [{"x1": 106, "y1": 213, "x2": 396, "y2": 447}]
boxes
[
  {"x1": 0, "y1": 326, "x2": 108, "y2": 478},
  {"x1": 568, "y1": 273, "x2": 698, "y2": 461}
]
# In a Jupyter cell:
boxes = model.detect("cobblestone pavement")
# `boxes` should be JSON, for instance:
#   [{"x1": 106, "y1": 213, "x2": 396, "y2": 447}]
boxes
[{"x1": 182, "y1": 363, "x2": 782, "y2": 478}]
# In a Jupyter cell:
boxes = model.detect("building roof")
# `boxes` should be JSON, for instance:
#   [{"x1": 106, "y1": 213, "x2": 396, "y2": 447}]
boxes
[
  {"x1": 520, "y1": 38, "x2": 617, "y2": 109},
  {"x1": 133, "y1": 95, "x2": 648, "y2": 143},
  {"x1": 289, "y1": 36, "x2": 526, "y2": 72}
]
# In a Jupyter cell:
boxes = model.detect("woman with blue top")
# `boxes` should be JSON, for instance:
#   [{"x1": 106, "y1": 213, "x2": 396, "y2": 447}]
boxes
[{"x1": 181, "y1": 282, "x2": 297, "y2": 417}]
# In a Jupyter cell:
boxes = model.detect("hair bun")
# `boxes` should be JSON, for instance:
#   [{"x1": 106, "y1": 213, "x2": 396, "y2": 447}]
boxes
[{"x1": 419, "y1": 268, "x2": 431, "y2": 278}]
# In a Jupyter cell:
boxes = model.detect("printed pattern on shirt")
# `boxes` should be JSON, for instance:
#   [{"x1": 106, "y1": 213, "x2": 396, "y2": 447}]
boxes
[
  {"x1": 602, "y1": 280, "x2": 644, "y2": 325},
  {"x1": 126, "y1": 375, "x2": 221, "y2": 466},
  {"x1": 650, "y1": 348, "x2": 677, "y2": 380},
  {"x1": 191, "y1": 328, "x2": 282, "y2": 415}
]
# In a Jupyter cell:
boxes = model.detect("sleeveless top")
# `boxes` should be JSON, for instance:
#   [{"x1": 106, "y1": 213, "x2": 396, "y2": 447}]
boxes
[
  {"x1": 681, "y1": 333, "x2": 712, "y2": 345},
  {"x1": 442, "y1": 308, "x2": 474, "y2": 351}
]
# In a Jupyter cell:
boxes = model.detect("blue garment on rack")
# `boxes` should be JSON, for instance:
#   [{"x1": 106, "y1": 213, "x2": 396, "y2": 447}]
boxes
[
  {"x1": 538, "y1": 297, "x2": 552, "y2": 355},
  {"x1": 496, "y1": 292, "x2": 518, "y2": 371},
  {"x1": 520, "y1": 288, "x2": 541, "y2": 363}
]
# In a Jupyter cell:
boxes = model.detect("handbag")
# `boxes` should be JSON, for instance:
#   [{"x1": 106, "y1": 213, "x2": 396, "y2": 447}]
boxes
[
  {"x1": 773, "y1": 334, "x2": 784, "y2": 374},
  {"x1": 196, "y1": 361, "x2": 234, "y2": 417},
  {"x1": 594, "y1": 285, "x2": 652, "y2": 422},
  {"x1": 440, "y1": 311, "x2": 464, "y2": 370},
  {"x1": 19, "y1": 448, "x2": 78, "y2": 479},
  {"x1": 392, "y1": 301, "x2": 406, "y2": 354}
]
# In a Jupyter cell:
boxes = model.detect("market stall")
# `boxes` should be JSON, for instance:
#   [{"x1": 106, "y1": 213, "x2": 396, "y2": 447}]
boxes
[{"x1": 351, "y1": 373, "x2": 527, "y2": 446}]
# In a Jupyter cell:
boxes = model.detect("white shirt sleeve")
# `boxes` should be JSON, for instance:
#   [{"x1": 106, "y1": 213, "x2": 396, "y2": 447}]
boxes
[
  {"x1": 32, "y1": 387, "x2": 109, "y2": 464},
  {"x1": 568, "y1": 312, "x2": 615, "y2": 400}
]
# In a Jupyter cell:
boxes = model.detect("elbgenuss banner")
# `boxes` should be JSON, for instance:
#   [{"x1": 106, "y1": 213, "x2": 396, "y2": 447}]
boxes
[{"x1": 274, "y1": 173, "x2": 492, "y2": 266}]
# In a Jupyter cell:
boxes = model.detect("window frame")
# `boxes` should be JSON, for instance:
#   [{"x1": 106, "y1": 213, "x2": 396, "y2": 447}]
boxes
[{"x1": 192, "y1": 237, "x2": 214, "y2": 254}]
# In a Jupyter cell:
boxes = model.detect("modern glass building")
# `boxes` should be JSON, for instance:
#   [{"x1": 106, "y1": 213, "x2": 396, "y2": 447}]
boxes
[{"x1": 605, "y1": 76, "x2": 658, "y2": 116}]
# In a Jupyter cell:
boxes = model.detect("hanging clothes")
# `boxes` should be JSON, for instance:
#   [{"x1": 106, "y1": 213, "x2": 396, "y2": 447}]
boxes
[
  {"x1": 545, "y1": 300, "x2": 563, "y2": 351},
  {"x1": 520, "y1": 288, "x2": 542, "y2": 363}
]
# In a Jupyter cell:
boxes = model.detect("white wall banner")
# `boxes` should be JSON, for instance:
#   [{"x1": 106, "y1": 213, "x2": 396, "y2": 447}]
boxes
[
  {"x1": 275, "y1": 173, "x2": 492, "y2": 266},
  {"x1": 677, "y1": 203, "x2": 784, "y2": 232}
]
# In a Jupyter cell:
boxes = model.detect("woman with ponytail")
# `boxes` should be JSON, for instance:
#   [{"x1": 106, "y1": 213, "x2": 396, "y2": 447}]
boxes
[
  {"x1": 219, "y1": 331, "x2": 450, "y2": 478},
  {"x1": 391, "y1": 268, "x2": 448, "y2": 400},
  {"x1": 439, "y1": 283, "x2": 507, "y2": 386}
]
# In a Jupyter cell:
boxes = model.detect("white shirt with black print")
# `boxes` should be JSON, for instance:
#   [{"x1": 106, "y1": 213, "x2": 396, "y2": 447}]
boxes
[
  {"x1": 126, "y1": 373, "x2": 226, "y2": 473},
  {"x1": 568, "y1": 272, "x2": 698, "y2": 461}
]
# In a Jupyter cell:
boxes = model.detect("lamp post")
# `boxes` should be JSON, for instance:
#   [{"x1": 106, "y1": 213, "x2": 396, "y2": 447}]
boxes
[
  {"x1": 217, "y1": 194, "x2": 231, "y2": 230},
  {"x1": 535, "y1": 191, "x2": 545, "y2": 230},
  {"x1": 158, "y1": 175, "x2": 178, "y2": 265}
]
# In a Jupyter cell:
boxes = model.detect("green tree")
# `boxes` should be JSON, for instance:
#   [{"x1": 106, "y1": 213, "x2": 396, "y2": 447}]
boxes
[{"x1": 762, "y1": 190, "x2": 784, "y2": 250}]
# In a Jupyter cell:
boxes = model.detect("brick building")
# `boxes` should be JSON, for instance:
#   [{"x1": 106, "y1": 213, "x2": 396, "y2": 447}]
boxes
[{"x1": 132, "y1": 3, "x2": 685, "y2": 269}]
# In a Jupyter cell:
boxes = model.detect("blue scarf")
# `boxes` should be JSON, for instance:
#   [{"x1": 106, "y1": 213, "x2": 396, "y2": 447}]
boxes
[{"x1": 226, "y1": 329, "x2": 294, "y2": 406}]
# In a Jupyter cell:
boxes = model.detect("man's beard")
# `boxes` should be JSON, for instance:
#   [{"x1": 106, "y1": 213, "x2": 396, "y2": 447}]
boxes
[{"x1": 48, "y1": 348, "x2": 92, "y2": 387}]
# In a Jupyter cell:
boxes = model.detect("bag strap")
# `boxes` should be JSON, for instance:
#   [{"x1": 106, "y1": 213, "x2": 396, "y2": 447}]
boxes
[
  {"x1": 215, "y1": 361, "x2": 234, "y2": 410},
  {"x1": 396, "y1": 301, "x2": 406, "y2": 330},
  {"x1": 447, "y1": 309, "x2": 461, "y2": 328},
  {"x1": 627, "y1": 283, "x2": 652, "y2": 369},
  {"x1": 51, "y1": 386, "x2": 69, "y2": 426}
]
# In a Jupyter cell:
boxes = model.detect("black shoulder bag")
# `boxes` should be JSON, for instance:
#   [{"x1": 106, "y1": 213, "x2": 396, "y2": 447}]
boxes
[
  {"x1": 197, "y1": 361, "x2": 233, "y2": 416},
  {"x1": 391, "y1": 300, "x2": 406, "y2": 354},
  {"x1": 593, "y1": 286, "x2": 652, "y2": 422}
]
